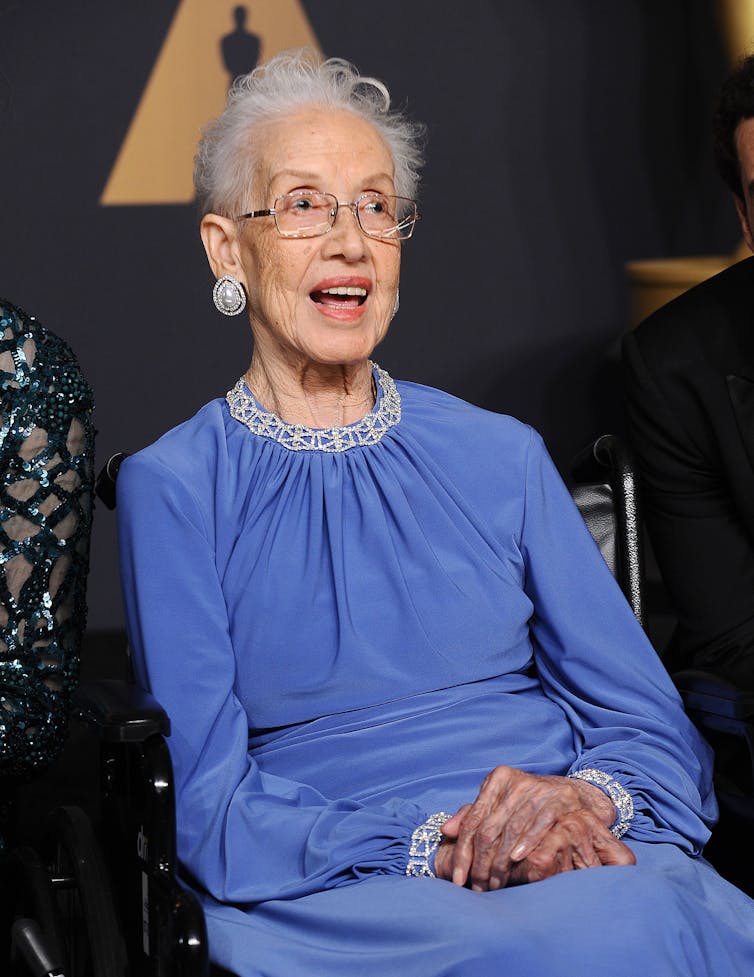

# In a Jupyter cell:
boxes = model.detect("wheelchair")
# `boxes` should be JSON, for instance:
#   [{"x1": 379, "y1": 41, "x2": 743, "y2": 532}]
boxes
[
  {"x1": 17, "y1": 448, "x2": 209, "y2": 976},
  {"x1": 4, "y1": 665, "x2": 209, "y2": 977},
  {"x1": 8, "y1": 430, "x2": 753, "y2": 977},
  {"x1": 90, "y1": 433, "x2": 752, "y2": 974},
  {"x1": 3, "y1": 441, "x2": 218, "y2": 975},
  {"x1": 5, "y1": 803, "x2": 127, "y2": 976}
]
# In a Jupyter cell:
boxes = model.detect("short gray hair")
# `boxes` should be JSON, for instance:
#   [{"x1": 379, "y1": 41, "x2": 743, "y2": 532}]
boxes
[{"x1": 193, "y1": 48, "x2": 426, "y2": 219}]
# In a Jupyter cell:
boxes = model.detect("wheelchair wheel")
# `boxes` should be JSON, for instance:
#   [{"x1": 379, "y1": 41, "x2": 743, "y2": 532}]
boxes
[
  {"x1": 48, "y1": 805, "x2": 127, "y2": 977},
  {"x1": 6, "y1": 845, "x2": 67, "y2": 976}
]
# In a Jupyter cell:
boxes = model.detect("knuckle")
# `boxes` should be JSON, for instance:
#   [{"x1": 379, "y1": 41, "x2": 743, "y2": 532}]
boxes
[
  {"x1": 477, "y1": 821, "x2": 500, "y2": 844},
  {"x1": 461, "y1": 811, "x2": 483, "y2": 833}
]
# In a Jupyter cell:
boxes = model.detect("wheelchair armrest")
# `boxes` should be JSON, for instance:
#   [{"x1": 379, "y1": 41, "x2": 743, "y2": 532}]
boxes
[
  {"x1": 73, "y1": 679, "x2": 170, "y2": 743},
  {"x1": 674, "y1": 668, "x2": 754, "y2": 727},
  {"x1": 74, "y1": 682, "x2": 210, "y2": 975}
]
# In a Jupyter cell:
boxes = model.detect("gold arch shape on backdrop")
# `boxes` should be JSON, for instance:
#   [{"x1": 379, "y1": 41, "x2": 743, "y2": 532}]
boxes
[
  {"x1": 101, "y1": 0, "x2": 322, "y2": 206},
  {"x1": 719, "y1": 0, "x2": 754, "y2": 65}
]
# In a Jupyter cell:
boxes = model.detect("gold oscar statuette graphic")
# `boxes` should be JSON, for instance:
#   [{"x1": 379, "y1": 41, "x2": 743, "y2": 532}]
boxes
[
  {"x1": 101, "y1": 0, "x2": 322, "y2": 206},
  {"x1": 626, "y1": 0, "x2": 754, "y2": 326}
]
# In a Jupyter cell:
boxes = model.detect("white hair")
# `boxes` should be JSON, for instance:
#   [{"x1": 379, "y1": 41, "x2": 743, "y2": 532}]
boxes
[{"x1": 193, "y1": 48, "x2": 426, "y2": 218}]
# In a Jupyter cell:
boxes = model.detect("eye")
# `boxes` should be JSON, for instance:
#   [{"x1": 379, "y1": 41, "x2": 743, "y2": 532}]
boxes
[
  {"x1": 280, "y1": 191, "x2": 333, "y2": 217},
  {"x1": 359, "y1": 195, "x2": 398, "y2": 229},
  {"x1": 363, "y1": 196, "x2": 387, "y2": 215},
  {"x1": 291, "y1": 196, "x2": 313, "y2": 212}
]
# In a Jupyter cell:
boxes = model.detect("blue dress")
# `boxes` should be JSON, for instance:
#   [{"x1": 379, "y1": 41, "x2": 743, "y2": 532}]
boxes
[{"x1": 117, "y1": 366, "x2": 754, "y2": 977}]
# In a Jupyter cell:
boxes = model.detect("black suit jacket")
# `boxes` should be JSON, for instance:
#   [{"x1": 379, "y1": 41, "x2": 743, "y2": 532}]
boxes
[{"x1": 622, "y1": 256, "x2": 754, "y2": 685}]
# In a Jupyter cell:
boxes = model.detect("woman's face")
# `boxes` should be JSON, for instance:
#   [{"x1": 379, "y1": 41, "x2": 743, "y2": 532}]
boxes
[{"x1": 234, "y1": 108, "x2": 402, "y2": 371}]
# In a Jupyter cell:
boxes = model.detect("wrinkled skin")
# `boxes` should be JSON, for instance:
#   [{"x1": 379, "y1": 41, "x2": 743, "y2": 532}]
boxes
[
  {"x1": 200, "y1": 107, "x2": 402, "y2": 429},
  {"x1": 434, "y1": 766, "x2": 636, "y2": 891}
]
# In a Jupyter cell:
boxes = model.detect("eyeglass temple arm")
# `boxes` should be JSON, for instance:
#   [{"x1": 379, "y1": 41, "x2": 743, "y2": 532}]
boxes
[
  {"x1": 236, "y1": 208, "x2": 275, "y2": 220},
  {"x1": 397, "y1": 211, "x2": 421, "y2": 229}
]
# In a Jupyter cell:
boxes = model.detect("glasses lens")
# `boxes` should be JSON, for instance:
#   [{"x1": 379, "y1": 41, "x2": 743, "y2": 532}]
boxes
[
  {"x1": 357, "y1": 194, "x2": 416, "y2": 239},
  {"x1": 275, "y1": 191, "x2": 336, "y2": 237}
]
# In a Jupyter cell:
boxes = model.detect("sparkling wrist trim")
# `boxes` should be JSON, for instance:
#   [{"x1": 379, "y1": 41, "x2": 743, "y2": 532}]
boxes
[
  {"x1": 226, "y1": 361, "x2": 401, "y2": 452},
  {"x1": 568, "y1": 768, "x2": 634, "y2": 839},
  {"x1": 405, "y1": 812, "x2": 451, "y2": 877}
]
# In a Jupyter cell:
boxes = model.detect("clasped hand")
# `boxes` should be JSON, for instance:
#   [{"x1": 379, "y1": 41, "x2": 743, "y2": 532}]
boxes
[{"x1": 433, "y1": 766, "x2": 635, "y2": 891}]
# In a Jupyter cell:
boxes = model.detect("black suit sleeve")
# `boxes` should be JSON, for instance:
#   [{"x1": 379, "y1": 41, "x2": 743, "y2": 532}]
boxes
[{"x1": 622, "y1": 326, "x2": 754, "y2": 685}]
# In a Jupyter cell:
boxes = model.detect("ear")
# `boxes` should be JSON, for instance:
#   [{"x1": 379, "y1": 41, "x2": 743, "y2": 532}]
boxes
[
  {"x1": 733, "y1": 194, "x2": 754, "y2": 254},
  {"x1": 200, "y1": 214, "x2": 247, "y2": 283}
]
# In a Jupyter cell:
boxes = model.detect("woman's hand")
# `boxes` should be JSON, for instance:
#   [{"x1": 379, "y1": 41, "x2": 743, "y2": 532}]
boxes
[{"x1": 433, "y1": 766, "x2": 635, "y2": 890}]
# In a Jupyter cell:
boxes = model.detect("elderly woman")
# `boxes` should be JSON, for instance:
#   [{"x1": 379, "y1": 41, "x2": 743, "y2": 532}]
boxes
[{"x1": 117, "y1": 51, "x2": 754, "y2": 976}]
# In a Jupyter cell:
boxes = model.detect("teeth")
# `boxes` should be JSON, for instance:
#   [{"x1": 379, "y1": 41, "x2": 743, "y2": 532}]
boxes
[{"x1": 320, "y1": 286, "x2": 367, "y2": 297}]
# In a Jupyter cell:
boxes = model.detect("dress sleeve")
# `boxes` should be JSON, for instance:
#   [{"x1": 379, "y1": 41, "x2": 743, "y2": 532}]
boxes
[
  {"x1": 518, "y1": 428, "x2": 716, "y2": 855},
  {"x1": 0, "y1": 309, "x2": 95, "y2": 783},
  {"x1": 622, "y1": 328, "x2": 754, "y2": 683},
  {"x1": 117, "y1": 452, "x2": 429, "y2": 904}
]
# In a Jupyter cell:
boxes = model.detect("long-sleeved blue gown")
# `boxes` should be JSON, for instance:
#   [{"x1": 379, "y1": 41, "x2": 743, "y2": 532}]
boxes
[{"x1": 118, "y1": 365, "x2": 754, "y2": 976}]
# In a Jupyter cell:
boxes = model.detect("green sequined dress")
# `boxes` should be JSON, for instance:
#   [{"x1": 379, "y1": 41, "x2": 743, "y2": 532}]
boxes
[{"x1": 0, "y1": 298, "x2": 95, "y2": 832}]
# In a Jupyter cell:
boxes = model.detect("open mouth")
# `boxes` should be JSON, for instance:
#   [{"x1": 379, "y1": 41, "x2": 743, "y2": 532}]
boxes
[{"x1": 310, "y1": 286, "x2": 368, "y2": 308}]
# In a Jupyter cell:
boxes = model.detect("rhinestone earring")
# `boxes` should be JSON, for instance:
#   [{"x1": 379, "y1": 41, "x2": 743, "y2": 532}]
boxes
[
  {"x1": 213, "y1": 275, "x2": 247, "y2": 316},
  {"x1": 392, "y1": 288, "x2": 400, "y2": 319}
]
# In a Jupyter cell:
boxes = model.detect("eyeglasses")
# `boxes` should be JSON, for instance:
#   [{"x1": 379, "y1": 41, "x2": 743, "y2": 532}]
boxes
[{"x1": 235, "y1": 190, "x2": 421, "y2": 240}]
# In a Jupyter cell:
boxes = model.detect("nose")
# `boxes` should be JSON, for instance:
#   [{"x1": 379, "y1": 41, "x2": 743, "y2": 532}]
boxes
[
  {"x1": 322, "y1": 201, "x2": 367, "y2": 261},
  {"x1": 340, "y1": 201, "x2": 361, "y2": 223}
]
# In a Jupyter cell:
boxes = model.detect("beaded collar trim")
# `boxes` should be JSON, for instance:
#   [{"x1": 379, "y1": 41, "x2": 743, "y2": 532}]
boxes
[{"x1": 225, "y1": 362, "x2": 401, "y2": 453}]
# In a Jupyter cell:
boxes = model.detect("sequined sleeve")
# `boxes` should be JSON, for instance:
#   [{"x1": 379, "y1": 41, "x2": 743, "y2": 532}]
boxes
[{"x1": 0, "y1": 299, "x2": 95, "y2": 781}]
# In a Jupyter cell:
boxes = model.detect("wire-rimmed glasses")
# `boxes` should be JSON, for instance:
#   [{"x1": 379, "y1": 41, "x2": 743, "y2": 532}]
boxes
[{"x1": 236, "y1": 190, "x2": 421, "y2": 240}]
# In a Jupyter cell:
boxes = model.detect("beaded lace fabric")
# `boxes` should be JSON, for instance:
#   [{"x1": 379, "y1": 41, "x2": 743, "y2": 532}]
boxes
[{"x1": 0, "y1": 299, "x2": 95, "y2": 788}]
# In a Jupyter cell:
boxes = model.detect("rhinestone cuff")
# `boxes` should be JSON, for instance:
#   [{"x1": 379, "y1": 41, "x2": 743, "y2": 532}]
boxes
[
  {"x1": 405, "y1": 812, "x2": 451, "y2": 877},
  {"x1": 568, "y1": 768, "x2": 635, "y2": 839}
]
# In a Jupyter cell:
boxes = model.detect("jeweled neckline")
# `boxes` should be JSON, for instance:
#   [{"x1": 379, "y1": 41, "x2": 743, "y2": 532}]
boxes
[{"x1": 225, "y1": 362, "x2": 401, "y2": 453}]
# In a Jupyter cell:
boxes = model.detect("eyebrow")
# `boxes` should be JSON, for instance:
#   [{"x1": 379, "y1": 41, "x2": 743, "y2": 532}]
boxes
[
  {"x1": 271, "y1": 169, "x2": 321, "y2": 183},
  {"x1": 270, "y1": 169, "x2": 395, "y2": 188}
]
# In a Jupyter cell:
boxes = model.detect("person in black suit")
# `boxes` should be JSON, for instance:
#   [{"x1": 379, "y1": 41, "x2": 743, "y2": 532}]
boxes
[{"x1": 622, "y1": 54, "x2": 754, "y2": 687}]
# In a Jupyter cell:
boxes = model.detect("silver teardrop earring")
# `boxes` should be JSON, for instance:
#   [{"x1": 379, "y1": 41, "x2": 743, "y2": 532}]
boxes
[
  {"x1": 213, "y1": 275, "x2": 247, "y2": 316},
  {"x1": 392, "y1": 288, "x2": 400, "y2": 320}
]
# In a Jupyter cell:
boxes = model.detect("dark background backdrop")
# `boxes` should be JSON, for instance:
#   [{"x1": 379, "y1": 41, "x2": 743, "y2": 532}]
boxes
[{"x1": 0, "y1": 0, "x2": 739, "y2": 640}]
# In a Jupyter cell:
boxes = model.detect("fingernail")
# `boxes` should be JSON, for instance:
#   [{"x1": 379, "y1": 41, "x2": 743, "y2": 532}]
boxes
[{"x1": 511, "y1": 844, "x2": 525, "y2": 860}]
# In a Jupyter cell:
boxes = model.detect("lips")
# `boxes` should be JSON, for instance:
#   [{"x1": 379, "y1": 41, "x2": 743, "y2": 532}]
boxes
[
  {"x1": 309, "y1": 277, "x2": 371, "y2": 311},
  {"x1": 311, "y1": 285, "x2": 367, "y2": 307}
]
